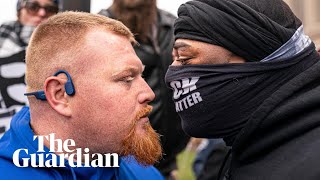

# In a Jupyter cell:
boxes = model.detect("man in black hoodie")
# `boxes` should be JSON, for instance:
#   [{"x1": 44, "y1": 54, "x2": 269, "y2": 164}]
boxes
[{"x1": 165, "y1": 0, "x2": 320, "y2": 179}]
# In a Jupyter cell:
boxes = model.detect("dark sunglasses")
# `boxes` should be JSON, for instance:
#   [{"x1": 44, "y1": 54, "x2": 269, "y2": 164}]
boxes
[{"x1": 24, "y1": 1, "x2": 59, "y2": 16}]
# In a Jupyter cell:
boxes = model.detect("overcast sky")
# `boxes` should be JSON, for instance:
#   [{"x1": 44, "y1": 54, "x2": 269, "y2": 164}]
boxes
[{"x1": 0, "y1": 0, "x2": 189, "y2": 24}]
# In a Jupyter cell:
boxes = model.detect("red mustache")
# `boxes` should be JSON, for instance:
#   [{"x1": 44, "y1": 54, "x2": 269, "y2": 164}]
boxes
[{"x1": 136, "y1": 105, "x2": 153, "y2": 120}]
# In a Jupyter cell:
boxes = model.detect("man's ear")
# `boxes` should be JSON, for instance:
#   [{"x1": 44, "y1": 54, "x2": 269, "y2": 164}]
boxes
[{"x1": 44, "y1": 76, "x2": 72, "y2": 117}]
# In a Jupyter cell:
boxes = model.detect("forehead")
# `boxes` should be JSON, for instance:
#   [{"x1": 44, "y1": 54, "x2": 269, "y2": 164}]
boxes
[
  {"x1": 30, "y1": 0, "x2": 55, "y2": 5},
  {"x1": 174, "y1": 39, "x2": 212, "y2": 49},
  {"x1": 174, "y1": 38, "x2": 233, "y2": 55},
  {"x1": 84, "y1": 29, "x2": 143, "y2": 71}
]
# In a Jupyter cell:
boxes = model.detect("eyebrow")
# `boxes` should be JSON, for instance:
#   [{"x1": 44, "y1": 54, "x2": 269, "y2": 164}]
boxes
[
  {"x1": 111, "y1": 65, "x2": 144, "y2": 78},
  {"x1": 173, "y1": 42, "x2": 191, "y2": 50}
]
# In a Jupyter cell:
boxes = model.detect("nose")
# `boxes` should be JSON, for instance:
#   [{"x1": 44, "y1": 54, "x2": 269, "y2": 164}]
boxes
[
  {"x1": 171, "y1": 60, "x2": 181, "y2": 66},
  {"x1": 37, "y1": 8, "x2": 47, "y2": 17},
  {"x1": 138, "y1": 78, "x2": 155, "y2": 104}
]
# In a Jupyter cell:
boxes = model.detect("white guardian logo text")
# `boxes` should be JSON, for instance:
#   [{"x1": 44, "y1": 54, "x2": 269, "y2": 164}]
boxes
[
  {"x1": 170, "y1": 77, "x2": 203, "y2": 112},
  {"x1": 12, "y1": 133, "x2": 119, "y2": 168}
]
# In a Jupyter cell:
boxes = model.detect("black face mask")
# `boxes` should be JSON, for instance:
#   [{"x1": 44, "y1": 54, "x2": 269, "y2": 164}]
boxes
[{"x1": 164, "y1": 53, "x2": 317, "y2": 143}]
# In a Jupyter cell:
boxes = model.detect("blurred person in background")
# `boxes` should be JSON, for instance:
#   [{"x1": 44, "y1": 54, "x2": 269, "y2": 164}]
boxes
[
  {"x1": 99, "y1": 0, "x2": 190, "y2": 179},
  {"x1": 192, "y1": 138, "x2": 230, "y2": 180},
  {"x1": 1, "y1": 0, "x2": 59, "y2": 55},
  {"x1": 166, "y1": 0, "x2": 320, "y2": 179},
  {"x1": 0, "y1": 0, "x2": 59, "y2": 136}
]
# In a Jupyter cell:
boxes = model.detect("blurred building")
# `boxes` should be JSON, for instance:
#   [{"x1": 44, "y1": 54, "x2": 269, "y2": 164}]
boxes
[{"x1": 285, "y1": 0, "x2": 320, "y2": 48}]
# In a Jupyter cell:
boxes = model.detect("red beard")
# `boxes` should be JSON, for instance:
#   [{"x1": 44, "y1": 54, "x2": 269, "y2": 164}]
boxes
[{"x1": 120, "y1": 105, "x2": 162, "y2": 165}]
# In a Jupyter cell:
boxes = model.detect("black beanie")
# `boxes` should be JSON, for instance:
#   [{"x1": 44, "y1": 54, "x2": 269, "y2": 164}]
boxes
[{"x1": 174, "y1": 0, "x2": 302, "y2": 61}]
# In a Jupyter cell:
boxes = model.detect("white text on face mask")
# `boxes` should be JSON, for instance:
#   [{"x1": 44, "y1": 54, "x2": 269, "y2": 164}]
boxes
[{"x1": 170, "y1": 77, "x2": 203, "y2": 112}]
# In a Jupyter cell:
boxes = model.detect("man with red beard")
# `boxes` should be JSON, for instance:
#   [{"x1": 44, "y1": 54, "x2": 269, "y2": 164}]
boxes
[
  {"x1": 0, "y1": 11, "x2": 164, "y2": 179},
  {"x1": 99, "y1": 0, "x2": 190, "y2": 178}
]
